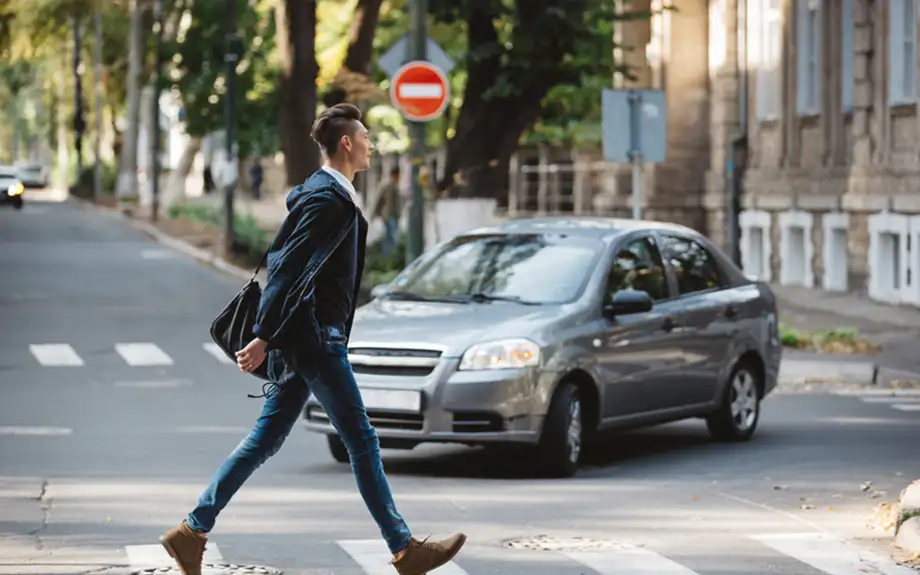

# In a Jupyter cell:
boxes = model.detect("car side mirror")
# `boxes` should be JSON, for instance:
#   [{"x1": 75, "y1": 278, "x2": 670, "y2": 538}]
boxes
[
  {"x1": 603, "y1": 289, "x2": 654, "y2": 317},
  {"x1": 370, "y1": 284, "x2": 390, "y2": 300}
]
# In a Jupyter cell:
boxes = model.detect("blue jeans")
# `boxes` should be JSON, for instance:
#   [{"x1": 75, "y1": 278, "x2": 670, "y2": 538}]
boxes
[
  {"x1": 186, "y1": 328, "x2": 413, "y2": 554},
  {"x1": 382, "y1": 216, "x2": 398, "y2": 257}
]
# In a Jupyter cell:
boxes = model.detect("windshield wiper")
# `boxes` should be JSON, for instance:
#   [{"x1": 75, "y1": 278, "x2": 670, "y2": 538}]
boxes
[
  {"x1": 382, "y1": 291, "x2": 470, "y2": 303},
  {"x1": 450, "y1": 292, "x2": 541, "y2": 305}
]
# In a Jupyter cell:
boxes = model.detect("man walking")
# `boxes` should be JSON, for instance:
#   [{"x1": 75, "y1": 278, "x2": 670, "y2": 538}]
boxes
[
  {"x1": 372, "y1": 166, "x2": 401, "y2": 256},
  {"x1": 158, "y1": 103, "x2": 466, "y2": 575}
]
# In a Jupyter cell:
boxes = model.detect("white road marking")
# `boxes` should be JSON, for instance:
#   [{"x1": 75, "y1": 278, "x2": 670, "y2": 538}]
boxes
[
  {"x1": 337, "y1": 539, "x2": 470, "y2": 575},
  {"x1": 561, "y1": 545, "x2": 700, "y2": 575},
  {"x1": 125, "y1": 543, "x2": 223, "y2": 568},
  {"x1": 749, "y1": 532, "x2": 916, "y2": 575},
  {"x1": 835, "y1": 389, "x2": 920, "y2": 396},
  {"x1": 141, "y1": 248, "x2": 177, "y2": 259},
  {"x1": 113, "y1": 379, "x2": 193, "y2": 389},
  {"x1": 0, "y1": 426, "x2": 73, "y2": 436},
  {"x1": 858, "y1": 396, "x2": 920, "y2": 403},
  {"x1": 891, "y1": 404, "x2": 920, "y2": 411},
  {"x1": 29, "y1": 344, "x2": 84, "y2": 367},
  {"x1": 397, "y1": 83, "x2": 444, "y2": 99},
  {"x1": 203, "y1": 342, "x2": 235, "y2": 365},
  {"x1": 115, "y1": 343, "x2": 174, "y2": 366}
]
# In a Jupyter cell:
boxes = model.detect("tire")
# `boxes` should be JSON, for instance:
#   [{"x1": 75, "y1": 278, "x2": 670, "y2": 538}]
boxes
[
  {"x1": 327, "y1": 434, "x2": 350, "y2": 463},
  {"x1": 12, "y1": 197, "x2": 23, "y2": 210},
  {"x1": 706, "y1": 361, "x2": 761, "y2": 442},
  {"x1": 535, "y1": 381, "x2": 583, "y2": 478}
]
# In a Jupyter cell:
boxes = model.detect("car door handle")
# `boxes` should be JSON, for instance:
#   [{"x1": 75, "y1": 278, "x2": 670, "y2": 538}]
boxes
[
  {"x1": 662, "y1": 317, "x2": 677, "y2": 332},
  {"x1": 724, "y1": 304, "x2": 739, "y2": 318}
]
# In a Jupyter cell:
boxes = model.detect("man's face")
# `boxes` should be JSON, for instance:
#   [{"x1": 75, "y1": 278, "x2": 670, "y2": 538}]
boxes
[{"x1": 340, "y1": 122, "x2": 374, "y2": 172}]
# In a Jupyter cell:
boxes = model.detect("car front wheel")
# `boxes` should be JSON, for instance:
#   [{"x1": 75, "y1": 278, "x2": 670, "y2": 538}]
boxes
[
  {"x1": 327, "y1": 434, "x2": 350, "y2": 463},
  {"x1": 535, "y1": 381, "x2": 583, "y2": 478},
  {"x1": 706, "y1": 362, "x2": 761, "y2": 442}
]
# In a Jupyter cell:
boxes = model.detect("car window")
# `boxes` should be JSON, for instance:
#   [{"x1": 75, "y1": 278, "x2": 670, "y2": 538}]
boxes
[
  {"x1": 390, "y1": 233, "x2": 603, "y2": 304},
  {"x1": 605, "y1": 237, "x2": 669, "y2": 302},
  {"x1": 659, "y1": 235, "x2": 723, "y2": 295}
]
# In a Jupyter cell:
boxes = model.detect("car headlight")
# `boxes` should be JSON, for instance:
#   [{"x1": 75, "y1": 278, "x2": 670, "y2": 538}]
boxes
[
  {"x1": 458, "y1": 338, "x2": 540, "y2": 371},
  {"x1": 7, "y1": 182, "x2": 23, "y2": 196}
]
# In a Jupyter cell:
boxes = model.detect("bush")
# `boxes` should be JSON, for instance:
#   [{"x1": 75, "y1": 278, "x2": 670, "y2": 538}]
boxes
[{"x1": 167, "y1": 202, "x2": 270, "y2": 267}]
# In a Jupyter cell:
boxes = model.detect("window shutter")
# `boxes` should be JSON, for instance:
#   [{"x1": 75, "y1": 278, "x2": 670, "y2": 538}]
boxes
[
  {"x1": 890, "y1": 0, "x2": 906, "y2": 104},
  {"x1": 842, "y1": 0, "x2": 853, "y2": 111}
]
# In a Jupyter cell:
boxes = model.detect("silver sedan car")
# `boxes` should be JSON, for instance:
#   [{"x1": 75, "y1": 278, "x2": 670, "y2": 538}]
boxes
[{"x1": 302, "y1": 217, "x2": 783, "y2": 477}]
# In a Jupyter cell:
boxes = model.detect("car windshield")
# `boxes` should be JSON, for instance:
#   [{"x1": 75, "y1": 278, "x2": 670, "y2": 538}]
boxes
[{"x1": 387, "y1": 233, "x2": 603, "y2": 304}]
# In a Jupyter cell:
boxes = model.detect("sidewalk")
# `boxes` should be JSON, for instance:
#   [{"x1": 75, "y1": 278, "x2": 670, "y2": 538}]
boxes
[{"x1": 772, "y1": 284, "x2": 920, "y2": 388}]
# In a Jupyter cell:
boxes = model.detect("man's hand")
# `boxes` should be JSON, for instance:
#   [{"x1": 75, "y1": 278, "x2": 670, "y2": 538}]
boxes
[{"x1": 236, "y1": 338, "x2": 268, "y2": 373}]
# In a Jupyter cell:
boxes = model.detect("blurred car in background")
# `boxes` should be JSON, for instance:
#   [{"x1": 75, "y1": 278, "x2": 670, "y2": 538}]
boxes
[
  {"x1": 302, "y1": 217, "x2": 783, "y2": 478},
  {"x1": 16, "y1": 164, "x2": 49, "y2": 189},
  {"x1": 0, "y1": 167, "x2": 24, "y2": 210}
]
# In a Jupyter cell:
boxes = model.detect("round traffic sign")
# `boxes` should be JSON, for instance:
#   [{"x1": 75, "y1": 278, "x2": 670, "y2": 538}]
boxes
[{"x1": 390, "y1": 60, "x2": 451, "y2": 122}]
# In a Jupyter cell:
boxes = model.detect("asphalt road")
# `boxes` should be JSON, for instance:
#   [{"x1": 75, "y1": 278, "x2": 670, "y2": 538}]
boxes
[{"x1": 2, "y1": 195, "x2": 920, "y2": 575}]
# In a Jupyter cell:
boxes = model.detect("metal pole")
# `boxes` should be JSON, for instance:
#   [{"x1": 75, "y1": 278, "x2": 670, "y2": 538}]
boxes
[
  {"x1": 151, "y1": 0, "x2": 164, "y2": 222},
  {"x1": 223, "y1": 0, "x2": 239, "y2": 257},
  {"x1": 72, "y1": 14, "x2": 84, "y2": 172},
  {"x1": 406, "y1": 0, "x2": 428, "y2": 261},
  {"x1": 92, "y1": 6, "x2": 103, "y2": 203},
  {"x1": 628, "y1": 90, "x2": 643, "y2": 220}
]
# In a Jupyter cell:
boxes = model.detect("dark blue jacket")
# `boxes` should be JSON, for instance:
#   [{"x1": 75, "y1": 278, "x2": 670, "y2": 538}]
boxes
[{"x1": 251, "y1": 170, "x2": 362, "y2": 353}]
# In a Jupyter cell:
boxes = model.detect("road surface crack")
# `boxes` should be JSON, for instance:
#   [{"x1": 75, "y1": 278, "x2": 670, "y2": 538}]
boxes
[{"x1": 28, "y1": 478, "x2": 52, "y2": 550}]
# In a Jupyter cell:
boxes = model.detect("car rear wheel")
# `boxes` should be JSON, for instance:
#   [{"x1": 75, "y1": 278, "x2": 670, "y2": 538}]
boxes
[
  {"x1": 535, "y1": 381, "x2": 582, "y2": 478},
  {"x1": 706, "y1": 362, "x2": 761, "y2": 442},
  {"x1": 327, "y1": 434, "x2": 350, "y2": 463}
]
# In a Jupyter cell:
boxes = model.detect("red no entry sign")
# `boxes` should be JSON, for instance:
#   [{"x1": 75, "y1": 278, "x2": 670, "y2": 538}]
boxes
[{"x1": 390, "y1": 60, "x2": 451, "y2": 122}]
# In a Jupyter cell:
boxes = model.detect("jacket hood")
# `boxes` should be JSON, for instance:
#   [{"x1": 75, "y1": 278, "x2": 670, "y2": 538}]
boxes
[{"x1": 285, "y1": 170, "x2": 345, "y2": 211}]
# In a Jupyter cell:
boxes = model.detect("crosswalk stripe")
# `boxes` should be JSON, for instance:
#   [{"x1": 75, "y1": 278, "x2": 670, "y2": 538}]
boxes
[
  {"x1": 749, "y1": 532, "x2": 916, "y2": 575},
  {"x1": 337, "y1": 539, "x2": 471, "y2": 575},
  {"x1": 125, "y1": 543, "x2": 224, "y2": 568},
  {"x1": 203, "y1": 342, "x2": 235, "y2": 365},
  {"x1": 891, "y1": 404, "x2": 920, "y2": 411},
  {"x1": 835, "y1": 389, "x2": 920, "y2": 396},
  {"x1": 561, "y1": 546, "x2": 699, "y2": 575},
  {"x1": 0, "y1": 426, "x2": 73, "y2": 436},
  {"x1": 29, "y1": 343, "x2": 84, "y2": 366},
  {"x1": 115, "y1": 343, "x2": 174, "y2": 366},
  {"x1": 858, "y1": 397, "x2": 920, "y2": 403}
]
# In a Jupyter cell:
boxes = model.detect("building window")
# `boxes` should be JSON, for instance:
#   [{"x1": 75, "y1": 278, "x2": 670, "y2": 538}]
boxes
[
  {"x1": 842, "y1": 0, "x2": 853, "y2": 112},
  {"x1": 796, "y1": 0, "x2": 821, "y2": 115},
  {"x1": 889, "y1": 0, "x2": 917, "y2": 105},
  {"x1": 757, "y1": 0, "x2": 783, "y2": 120}
]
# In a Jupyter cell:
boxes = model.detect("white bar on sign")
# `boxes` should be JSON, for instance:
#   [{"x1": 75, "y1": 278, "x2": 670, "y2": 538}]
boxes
[
  {"x1": 203, "y1": 342, "x2": 235, "y2": 365},
  {"x1": 115, "y1": 343, "x2": 174, "y2": 366},
  {"x1": 29, "y1": 344, "x2": 84, "y2": 367},
  {"x1": 892, "y1": 404, "x2": 920, "y2": 411},
  {"x1": 562, "y1": 547, "x2": 700, "y2": 575},
  {"x1": 749, "y1": 532, "x2": 916, "y2": 575},
  {"x1": 338, "y1": 539, "x2": 470, "y2": 575},
  {"x1": 125, "y1": 543, "x2": 223, "y2": 568},
  {"x1": 398, "y1": 83, "x2": 443, "y2": 99}
]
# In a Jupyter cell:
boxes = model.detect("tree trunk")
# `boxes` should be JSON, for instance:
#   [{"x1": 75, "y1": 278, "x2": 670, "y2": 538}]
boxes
[
  {"x1": 165, "y1": 136, "x2": 201, "y2": 204},
  {"x1": 277, "y1": 0, "x2": 320, "y2": 186},
  {"x1": 323, "y1": 0, "x2": 383, "y2": 107},
  {"x1": 115, "y1": 0, "x2": 149, "y2": 206}
]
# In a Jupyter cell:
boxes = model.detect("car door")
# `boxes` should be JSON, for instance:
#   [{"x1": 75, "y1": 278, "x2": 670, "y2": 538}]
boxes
[
  {"x1": 655, "y1": 232, "x2": 737, "y2": 408},
  {"x1": 595, "y1": 233, "x2": 688, "y2": 419}
]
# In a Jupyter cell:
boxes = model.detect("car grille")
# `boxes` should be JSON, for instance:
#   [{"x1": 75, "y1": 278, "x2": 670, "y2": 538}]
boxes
[
  {"x1": 348, "y1": 346, "x2": 443, "y2": 377},
  {"x1": 306, "y1": 405, "x2": 424, "y2": 431}
]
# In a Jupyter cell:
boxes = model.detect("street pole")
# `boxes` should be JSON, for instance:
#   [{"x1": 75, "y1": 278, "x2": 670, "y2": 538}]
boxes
[
  {"x1": 92, "y1": 5, "x2": 103, "y2": 203},
  {"x1": 72, "y1": 14, "x2": 85, "y2": 173},
  {"x1": 627, "y1": 90, "x2": 643, "y2": 220},
  {"x1": 151, "y1": 0, "x2": 164, "y2": 222},
  {"x1": 223, "y1": 0, "x2": 239, "y2": 258},
  {"x1": 406, "y1": 0, "x2": 428, "y2": 261}
]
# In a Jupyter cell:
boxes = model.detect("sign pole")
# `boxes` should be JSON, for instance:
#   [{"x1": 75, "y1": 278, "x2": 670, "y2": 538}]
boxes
[
  {"x1": 628, "y1": 90, "x2": 643, "y2": 220},
  {"x1": 406, "y1": 0, "x2": 428, "y2": 262}
]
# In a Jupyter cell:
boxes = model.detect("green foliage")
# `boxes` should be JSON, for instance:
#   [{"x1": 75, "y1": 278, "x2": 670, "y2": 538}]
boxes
[
  {"x1": 162, "y1": 0, "x2": 280, "y2": 157},
  {"x1": 167, "y1": 201, "x2": 271, "y2": 264}
]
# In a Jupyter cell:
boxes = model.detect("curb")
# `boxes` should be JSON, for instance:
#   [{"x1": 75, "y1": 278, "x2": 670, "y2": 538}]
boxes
[
  {"x1": 68, "y1": 195, "x2": 259, "y2": 284},
  {"x1": 896, "y1": 480, "x2": 920, "y2": 562}
]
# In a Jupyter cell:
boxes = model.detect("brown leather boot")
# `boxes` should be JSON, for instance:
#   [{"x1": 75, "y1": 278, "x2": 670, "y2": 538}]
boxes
[
  {"x1": 390, "y1": 533, "x2": 467, "y2": 575},
  {"x1": 158, "y1": 520, "x2": 207, "y2": 575}
]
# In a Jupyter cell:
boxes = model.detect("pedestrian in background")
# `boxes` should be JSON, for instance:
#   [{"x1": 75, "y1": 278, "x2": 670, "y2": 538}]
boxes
[
  {"x1": 373, "y1": 165, "x2": 401, "y2": 256},
  {"x1": 157, "y1": 103, "x2": 466, "y2": 575}
]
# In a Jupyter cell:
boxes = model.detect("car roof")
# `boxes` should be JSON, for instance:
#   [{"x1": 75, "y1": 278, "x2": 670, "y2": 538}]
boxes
[{"x1": 464, "y1": 216, "x2": 698, "y2": 240}]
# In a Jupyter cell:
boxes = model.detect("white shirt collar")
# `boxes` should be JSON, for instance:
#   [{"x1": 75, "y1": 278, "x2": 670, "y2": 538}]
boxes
[{"x1": 321, "y1": 165, "x2": 359, "y2": 206}]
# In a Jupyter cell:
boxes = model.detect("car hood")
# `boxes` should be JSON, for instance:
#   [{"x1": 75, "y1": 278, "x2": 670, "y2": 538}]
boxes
[{"x1": 350, "y1": 298, "x2": 566, "y2": 357}]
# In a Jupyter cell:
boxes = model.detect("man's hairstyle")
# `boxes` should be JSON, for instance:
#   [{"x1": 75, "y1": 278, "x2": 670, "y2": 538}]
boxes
[{"x1": 311, "y1": 103, "x2": 362, "y2": 157}]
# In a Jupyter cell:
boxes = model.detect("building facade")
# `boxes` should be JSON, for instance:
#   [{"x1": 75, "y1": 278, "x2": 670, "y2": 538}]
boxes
[{"x1": 601, "y1": 0, "x2": 920, "y2": 308}]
